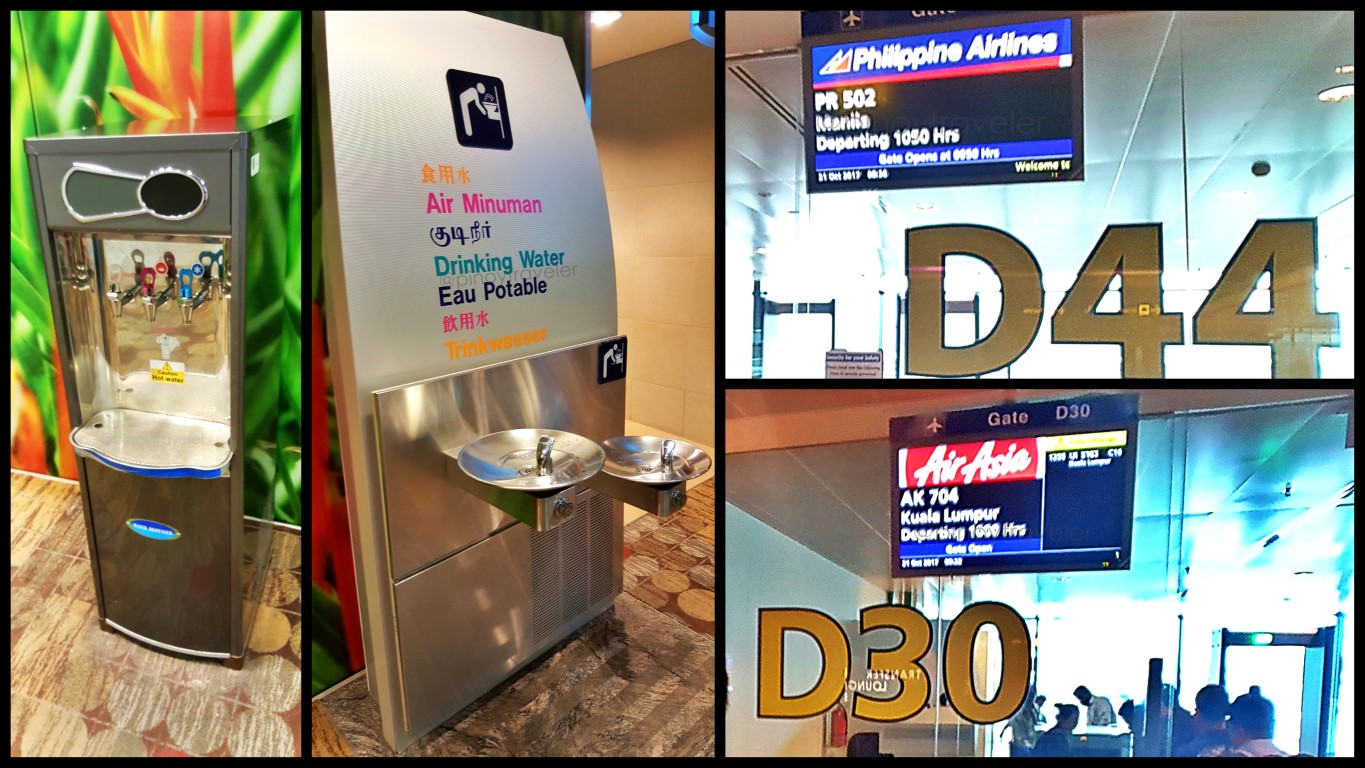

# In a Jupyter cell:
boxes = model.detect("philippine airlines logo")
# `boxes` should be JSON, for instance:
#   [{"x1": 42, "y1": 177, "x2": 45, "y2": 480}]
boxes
[
  {"x1": 898, "y1": 439, "x2": 1040, "y2": 489},
  {"x1": 818, "y1": 48, "x2": 853, "y2": 76},
  {"x1": 447, "y1": 69, "x2": 513, "y2": 151}
]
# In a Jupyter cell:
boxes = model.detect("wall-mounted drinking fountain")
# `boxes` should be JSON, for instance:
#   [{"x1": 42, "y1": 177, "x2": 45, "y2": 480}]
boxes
[
  {"x1": 453, "y1": 430, "x2": 709, "y2": 527},
  {"x1": 452, "y1": 429, "x2": 606, "y2": 531},
  {"x1": 591, "y1": 436, "x2": 711, "y2": 518}
]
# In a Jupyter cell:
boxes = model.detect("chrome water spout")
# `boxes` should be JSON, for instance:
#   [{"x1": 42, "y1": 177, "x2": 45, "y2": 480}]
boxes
[
  {"x1": 536, "y1": 435, "x2": 555, "y2": 475},
  {"x1": 105, "y1": 281, "x2": 140, "y2": 318}
]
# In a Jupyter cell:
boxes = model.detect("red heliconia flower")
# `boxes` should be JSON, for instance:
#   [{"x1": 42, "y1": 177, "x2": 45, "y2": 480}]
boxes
[{"x1": 106, "y1": 11, "x2": 237, "y2": 122}]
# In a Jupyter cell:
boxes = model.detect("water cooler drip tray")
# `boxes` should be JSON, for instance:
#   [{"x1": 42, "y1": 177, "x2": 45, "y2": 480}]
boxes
[{"x1": 71, "y1": 408, "x2": 232, "y2": 479}]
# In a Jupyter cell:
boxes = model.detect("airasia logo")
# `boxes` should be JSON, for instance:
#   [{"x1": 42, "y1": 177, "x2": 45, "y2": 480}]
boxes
[{"x1": 898, "y1": 439, "x2": 1040, "y2": 489}]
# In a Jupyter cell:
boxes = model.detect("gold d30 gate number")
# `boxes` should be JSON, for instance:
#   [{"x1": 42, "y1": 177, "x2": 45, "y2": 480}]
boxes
[
  {"x1": 757, "y1": 602, "x2": 1031, "y2": 724},
  {"x1": 907, "y1": 219, "x2": 1338, "y2": 377}
]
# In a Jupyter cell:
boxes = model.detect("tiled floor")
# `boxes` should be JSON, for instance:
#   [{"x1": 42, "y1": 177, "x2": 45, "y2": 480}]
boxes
[
  {"x1": 9, "y1": 471, "x2": 302, "y2": 757},
  {"x1": 623, "y1": 479, "x2": 715, "y2": 637}
]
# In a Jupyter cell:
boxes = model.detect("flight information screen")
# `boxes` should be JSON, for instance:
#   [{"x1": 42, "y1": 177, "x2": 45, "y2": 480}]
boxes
[
  {"x1": 889, "y1": 395, "x2": 1136, "y2": 577},
  {"x1": 804, "y1": 13, "x2": 1084, "y2": 193}
]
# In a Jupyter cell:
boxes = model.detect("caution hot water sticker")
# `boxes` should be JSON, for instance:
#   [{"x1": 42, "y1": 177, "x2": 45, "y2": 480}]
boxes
[{"x1": 150, "y1": 360, "x2": 186, "y2": 384}]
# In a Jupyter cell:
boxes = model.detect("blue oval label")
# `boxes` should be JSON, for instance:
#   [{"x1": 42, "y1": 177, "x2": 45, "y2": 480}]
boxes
[{"x1": 126, "y1": 519, "x2": 181, "y2": 541}]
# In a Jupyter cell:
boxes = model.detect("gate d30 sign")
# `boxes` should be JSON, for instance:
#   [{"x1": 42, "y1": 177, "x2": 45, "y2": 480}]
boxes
[{"x1": 758, "y1": 602, "x2": 1032, "y2": 723}]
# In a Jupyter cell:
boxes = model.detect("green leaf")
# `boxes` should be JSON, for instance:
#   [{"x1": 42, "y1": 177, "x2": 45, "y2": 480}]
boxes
[{"x1": 310, "y1": 583, "x2": 358, "y2": 694}]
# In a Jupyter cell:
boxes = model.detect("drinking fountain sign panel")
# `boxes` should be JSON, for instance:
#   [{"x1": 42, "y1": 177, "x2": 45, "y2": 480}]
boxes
[{"x1": 319, "y1": 12, "x2": 709, "y2": 752}]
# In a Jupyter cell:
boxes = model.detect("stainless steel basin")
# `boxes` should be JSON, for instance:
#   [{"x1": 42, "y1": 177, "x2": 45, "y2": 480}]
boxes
[
  {"x1": 457, "y1": 428, "x2": 604, "y2": 493},
  {"x1": 600, "y1": 436, "x2": 711, "y2": 487}
]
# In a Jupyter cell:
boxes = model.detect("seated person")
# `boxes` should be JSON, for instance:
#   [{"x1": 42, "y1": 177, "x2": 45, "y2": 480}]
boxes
[
  {"x1": 1175, "y1": 684, "x2": 1230, "y2": 757},
  {"x1": 1034, "y1": 704, "x2": 1080, "y2": 757}
]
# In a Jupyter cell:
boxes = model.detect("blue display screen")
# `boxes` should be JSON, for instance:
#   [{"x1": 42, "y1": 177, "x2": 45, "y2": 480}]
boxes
[{"x1": 804, "y1": 13, "x2": 1084, "y2": 193}]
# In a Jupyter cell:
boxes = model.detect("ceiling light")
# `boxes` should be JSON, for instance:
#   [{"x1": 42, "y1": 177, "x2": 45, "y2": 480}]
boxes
[
  {"x1": 591, "y1": 11, "x2": 622, "y2": 27},
  {"x1": 1317, "y1": 84, "x2": 1354, "y2": 102},
  {"x1": 1221, "y1": 189, "x2": 1253, "y2": 200},
  {"x1": 914, "y1": 202, "x2": 937, "y2": 211},
  {"x1": 1334, "y1": 64, "x2": 1354, "y2": 75}
]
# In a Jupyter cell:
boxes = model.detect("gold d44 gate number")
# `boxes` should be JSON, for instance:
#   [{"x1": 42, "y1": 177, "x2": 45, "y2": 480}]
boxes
[
  {"x1": 907, "y1": 219, "x2": 1339, "y2": 377},
  {"x1": 757, "y1": 602, "x2": 1032, "y2": 724}
]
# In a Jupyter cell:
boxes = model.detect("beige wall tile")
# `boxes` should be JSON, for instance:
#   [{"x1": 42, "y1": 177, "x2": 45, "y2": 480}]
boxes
[
  {"x1": 614, "y1": 256, "x2": 640, "y2": 321},
  {"x1": 605, "y1": 189, "x2": 635, "y2": 249},
  {"x1": 618, "y1": 317, "x2": 639, "y2": 347},
  {"x1": 629, "y1": 319, "x2": 675, "y2": 388},
  {"x1": 691, "y1": 182, "x2": 715, "y2": 260},
  {"x1": 632, "y1": 380, "x2": 685, "y2": 436},
  {"x1": 633, "y1": 184, "x2": 692, "y2": 261},
  {"x1": 686, "y1": 257, "x2": 715, "y2": 328},
  {"x1": 683, "y1": 325, "x2": 714, "y2": 397},
  {"x1": 683, "y1": 391, "x2": 715, "y2": 448},
  {"x1": 630, "y1": 257, "x2": 692, "y2": 325}
]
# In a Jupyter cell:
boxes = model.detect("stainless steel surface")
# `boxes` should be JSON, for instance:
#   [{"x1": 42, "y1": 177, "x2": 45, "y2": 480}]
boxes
[
  {"x1": 84, "y1": 459, "x2": 232, "y2": 654},
  {"x1": 61, "y1": 162, "x2": 209, "y2": 223},
  {"x1": 536, "y1": 435, "x2": 555, "y2": 475},
  {"x1": 29, "y1": 118, "x2": 290, "y2": 667},
  {"x1": 447, "y1": 454, "x2": 581, "y2": 532},
  {"x1": 583, "y1": 468, "x2": 692, "y2": 519},
  {"x1": 372, "y1": 340, "x2": 626, "y2": 750},
  {"x1": 53, "y1": 231, "x2": 232, "y2": 427},
  {"x1": 319, "y1": 10, "x2": 625, "y2": 752},
  {"x1": 601, "y1": 435, "x2": 712, "y2": 485},
  {"x1": 36, "y1": 148, "x2": 231, "y2": 234},
  {"x1": 457, "y1": 428, "x2": 604, "y2": 492},
  {"x1": 391, "y1": 524, "x2": 532, "y2": 741},
  {"x1": 71, "y1": 408, "x2": 231, "y2": 472},
  {"x1": 104, "y1": 618, "x2": 231, "y2": 659},
  {"x1": 61, "y1": 162, "x2": 146, "y2": 222},
  {"x1": 372, "y1": 338, "x2": 626, "y2": 580},
  {"x1": 391, "y1": 483, "x2": 621, "y2": 749}
]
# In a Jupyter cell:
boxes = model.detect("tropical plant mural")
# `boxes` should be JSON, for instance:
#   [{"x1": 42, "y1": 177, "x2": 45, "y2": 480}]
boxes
[{"x1": 9, "y1": 10, "x2": 302, "y2": 524}]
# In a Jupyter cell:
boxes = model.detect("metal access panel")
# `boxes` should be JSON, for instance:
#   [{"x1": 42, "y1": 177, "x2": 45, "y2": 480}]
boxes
[
  {"x1": 26, "y1": 116, "x2": 292, "y2": 664},
  {"x1": 373, "y1": 339, "x2": 625, "y2": 745}
]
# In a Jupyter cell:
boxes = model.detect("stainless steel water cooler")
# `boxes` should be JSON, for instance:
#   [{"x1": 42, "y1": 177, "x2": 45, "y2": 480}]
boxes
[{"x1": 25, "y1": 116, "x2": 292, "y2": 668}]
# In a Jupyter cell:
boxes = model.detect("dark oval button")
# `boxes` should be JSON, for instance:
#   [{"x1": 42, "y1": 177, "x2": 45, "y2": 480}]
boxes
[{"x1": 140, "y1": 170, "x2": 205, "y2": 219}]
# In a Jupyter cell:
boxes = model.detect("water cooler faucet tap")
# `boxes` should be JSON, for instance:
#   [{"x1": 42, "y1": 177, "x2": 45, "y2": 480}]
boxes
[
  {"x1": 136, "y1": 250, "x2": 164, "y2": 321},
  {"x1": 152, "y1": 252, "x2": 177, "y2": 305},
  {"x1": 105, "y1": 267, "x2": 141, "y2": 318},
  {"x1": 661, "y1": 439, "x2": 677, "y2": 470},
  {"x1": 536, "y1": 435, "x2": 555, "y2": 476}
]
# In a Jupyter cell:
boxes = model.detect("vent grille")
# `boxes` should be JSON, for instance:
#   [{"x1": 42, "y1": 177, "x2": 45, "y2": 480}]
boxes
[
  {"x1": 529, "y1": 523, "x2": 558, "y2": 643},
  {"x1": 528, "y1": 490, "x2": 619, "y2": 645},
  {"x1": 588, "y1": 492, "x2": 614, "y2": 605},
  {"x1": 559, "y1": 503, "x2": 589, "y2": 620}
]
